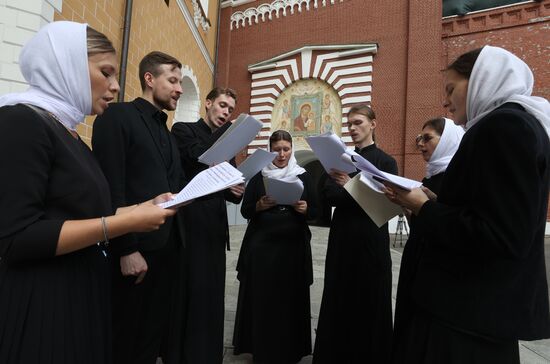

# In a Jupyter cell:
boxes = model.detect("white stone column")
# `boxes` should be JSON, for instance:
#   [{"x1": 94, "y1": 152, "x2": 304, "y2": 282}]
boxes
[{"x1": 0, "y1": 0, "x2": 62, "y2": 95}]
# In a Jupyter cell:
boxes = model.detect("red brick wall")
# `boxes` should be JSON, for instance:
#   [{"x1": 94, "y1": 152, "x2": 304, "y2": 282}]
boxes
[
  {"x1": 442, "y1": 1, "x2": 550, "y2": 100},
  {"x1": 218, "y1": 0, "x2": 442, "y2": 178},
  {"x1": 218, "y1": 0, "x2": 550, "y2": 218}
]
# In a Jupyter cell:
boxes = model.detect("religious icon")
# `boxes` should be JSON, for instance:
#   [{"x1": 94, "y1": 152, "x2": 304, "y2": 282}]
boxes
[{"x1": 293, "y1": 103, "x2": 311, "y2": 131}]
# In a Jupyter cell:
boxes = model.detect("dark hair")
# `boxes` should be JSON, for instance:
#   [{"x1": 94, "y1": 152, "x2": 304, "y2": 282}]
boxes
[
  {"x1": 269, "y1": 130, "x2": 292, "y2": 150},
  {"x1": 446, "y1": 47, "x2": 483, "y2": 79},
  {"x1": 86, "y1": 26, "x2": 115, "y2": 56},
  {"x1": 206, "y1": 87, "x2": 237, "y2": 103},
  {"x1": 422, "y1": 117, "x2": 445, "y2": 136},
  {"x1": 347, "y1": 104, "x2": 375, "y2": 120},
  {"x1": 139, "y1": 51, "x2": 182, "y2": 91}
]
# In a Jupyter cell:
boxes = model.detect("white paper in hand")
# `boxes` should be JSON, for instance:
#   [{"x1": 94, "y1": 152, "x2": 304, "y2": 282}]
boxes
[
  {"x1": 264, "y1": 176, "x2": 304, "y2": 205},
  {"x1": 345, "y1": 150, "x2": 422, "y2": 191},
  {"x1": 198, "y1": 114, "x2": 263, "y2": 166},
  {"x1": 159, "y1": 162, "x2": 244, "y2": 208},
  {"x1": 305, "y1": 132, "x2": 356, "y2": 174},
  {"x1": 344, "y1": 173, "x2": 403, "y2": 227},
  {"x1": 237, "y1": 149, "x2": 277, "y2": 181}
]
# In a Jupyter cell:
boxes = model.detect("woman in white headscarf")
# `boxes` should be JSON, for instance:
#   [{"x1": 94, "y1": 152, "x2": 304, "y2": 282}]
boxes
[
  {"x1": 386, "y1": 46, "x2": 550, "y2": 363},
  {"x1": 233, "y1": 130, "x2": 316, "y2": 363},
  {"x1": 0, "y1": 21, "x2": 176, "y2": 363},
  {"x1": 393, "y1": 117, "x2": 464, "y2": 361}
]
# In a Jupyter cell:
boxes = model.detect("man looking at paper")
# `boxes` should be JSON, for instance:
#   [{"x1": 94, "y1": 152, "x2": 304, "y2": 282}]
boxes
[
  {"x1": 92, "y1": 51, "x2": 188, "y2": 364},
  {"x1": 314, "y1": 104, "x2": 397, "y2": 363},
  {"x1": 172, "y1": 87, "x2": 245, "y2": 363}
]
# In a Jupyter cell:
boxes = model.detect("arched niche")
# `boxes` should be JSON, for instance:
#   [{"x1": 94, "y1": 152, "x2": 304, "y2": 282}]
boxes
[
  {"x1": 174, "y1": 65, "x2": 201, "y2": 124},
  {"x1": 271, "y1": 79, "x2": 342, "y2": 151}
]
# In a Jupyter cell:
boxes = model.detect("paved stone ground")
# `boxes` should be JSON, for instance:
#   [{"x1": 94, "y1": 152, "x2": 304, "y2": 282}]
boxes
[{"x1": 222, "y1": 225, "x2": 550, "y2": 364}]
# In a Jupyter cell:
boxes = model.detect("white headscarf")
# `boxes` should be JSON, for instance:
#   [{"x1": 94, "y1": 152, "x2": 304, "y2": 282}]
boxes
[
  {"x1": 261, "y1": 149, "x2": 305, "y2": 180},
  {"x1": 426, "y1": 118, "x2": 464, "y2": 178},
  {"x1": 466, "y1": 46, "x2": 550, "y2": 140},
  {"x1": 0, "y1": 21, "x2": 91, "y2": 131}
]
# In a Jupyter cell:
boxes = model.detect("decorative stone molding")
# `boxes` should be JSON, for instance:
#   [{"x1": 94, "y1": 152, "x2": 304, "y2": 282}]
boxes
[
  {"x1": 175, "y1": 0, "x2": 214, "y2": 72},
  {"x1": 174, "y1": 65, "x2": 201, "y2": 124},
  {"x1": 442, "y1": 0, "x2": 549, "y2": 37},
  {"x1": 221, "y1": 0, "x2": 256, "y2": 9},
  {"x1": 246, "y1": 44, "x2": 377, "y2": 153},
  {"x1": 192, "y1": 0, "x2": 211, "y2": 32},
  {"x1": 230, "y1": 0, "x2": 344, "y2": 29}
]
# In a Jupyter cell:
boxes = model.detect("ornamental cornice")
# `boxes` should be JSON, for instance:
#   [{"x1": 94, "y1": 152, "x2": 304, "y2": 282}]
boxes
[
  {"x1": 192, "y1": 0, "x2": 211, "y2": 31},
  {"x1": 230, "y1": 0, "x2": 344, "y2": 30},
  {"x1": 442, "y1": 0, "x2": 549, "y2": 37}
]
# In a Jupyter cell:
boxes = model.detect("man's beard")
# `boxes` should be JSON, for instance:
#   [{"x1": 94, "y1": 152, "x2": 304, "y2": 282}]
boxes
[{"x1": 154, "y1": 94, "x2": 176, "y2": 111}]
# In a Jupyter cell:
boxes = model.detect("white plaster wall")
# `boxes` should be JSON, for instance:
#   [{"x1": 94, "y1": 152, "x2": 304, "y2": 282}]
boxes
[
  {"x1": 0, "y1": 0, "x2": 62, "y2": 95},
  {"x1": 174, "y1": 65, "x2": 201, "y2": 123}
]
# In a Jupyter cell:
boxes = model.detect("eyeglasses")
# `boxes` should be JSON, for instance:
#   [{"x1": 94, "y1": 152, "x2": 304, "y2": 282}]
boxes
[{"x1": 415, "y1": 134, "x2": 436, "y2": 145}]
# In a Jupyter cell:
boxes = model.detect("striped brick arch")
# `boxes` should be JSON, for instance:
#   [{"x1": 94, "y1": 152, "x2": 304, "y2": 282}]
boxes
[{"x1": 246, "y1": 44, "x2": 378, "y2": 154}]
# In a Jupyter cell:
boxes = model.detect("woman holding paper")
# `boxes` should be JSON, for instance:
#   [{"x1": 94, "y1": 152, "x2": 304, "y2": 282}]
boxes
[
  {"x1": 0, "y1": 22, "x2": 176, "y2": 363},
  {"x1": 385, "y1": 46, "x2": 550, "y2": 363},
  {"x1": 415, "y1": 117, "x2": 463, "y2": 195},
  {"x1": 313, "y1": 104, "x2": 398, "y2": 363},
  {"x1": 233, "y1": 130, "x2": 316, "y2": 363},
  {"x1": 392, "y1": 117, "x2": 463, "y2": 361}
]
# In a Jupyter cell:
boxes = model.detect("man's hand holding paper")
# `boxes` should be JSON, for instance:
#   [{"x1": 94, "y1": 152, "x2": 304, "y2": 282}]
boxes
[
  {"x1": 198, "y1": 114, "x2": 263, "y2": 166},
  {"x1": 158, "y1": 162, "x2": 244, "y2": 209},
  {"x1": 329, "y1": 168, "x2": 351, "y2": 187},
  {"x1": 305, "y1": 132, "x2": 356, "y2": 174},
  {"x1": 229, "y1": 183, "x2": 245, "y2": 198}
]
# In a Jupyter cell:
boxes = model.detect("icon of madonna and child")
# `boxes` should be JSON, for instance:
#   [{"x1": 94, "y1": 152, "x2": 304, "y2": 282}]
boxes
[{"x1": 272, "y1": 93, "x2": 340, "y2": 137}]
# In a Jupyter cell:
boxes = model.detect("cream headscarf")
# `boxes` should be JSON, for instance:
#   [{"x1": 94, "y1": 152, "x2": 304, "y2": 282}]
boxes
[
  {"x1": 0, "y1": 21, "x2": 91, "y2": 131},
  {"x1": 426, "y1": 118, "x2": 464, "y2": 178},
  {"x1": 465, "y1": 46, "x2": 550, "y2": 140},
  {"x1": 261, "y1": 148, "x2": 305, "y2": 180}
]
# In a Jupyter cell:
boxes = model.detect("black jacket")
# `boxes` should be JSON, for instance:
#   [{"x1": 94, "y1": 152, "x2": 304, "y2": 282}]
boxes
[
  {"x1": 413, "y1": 103, "x2": 550, "y2": 340},
  {"x1": 92, "y1": 98, "x2": 186, "y2": 256}
]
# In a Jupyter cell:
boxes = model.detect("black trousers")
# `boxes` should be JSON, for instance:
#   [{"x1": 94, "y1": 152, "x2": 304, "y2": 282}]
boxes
[
  {"x1": 392, "y1": 311, "x2": 519, "y2": 364},
  {"x1": 111, "y1": 231, "x2": 184, "y2": 364}
]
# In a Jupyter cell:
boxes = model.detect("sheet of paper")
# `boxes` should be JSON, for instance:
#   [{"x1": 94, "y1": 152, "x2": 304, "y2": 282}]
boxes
[
  {"x1": 198, "y1": 114, "x2": 263, "y2": 166},
  {"x1": 237, "y1": 149, "x2": 277, "y2": 181},
  {"x1": 159, "y1": 162, "x2": 244, "y2": 208},
  {"x1": 345, "y1": 150, "x2": 422, "y2": 191},
  {"x1": 305, "y1": 132, "x2": 356, "y2": 174},
  {"x1": 264, "y1": 176, "x2": 304, "y2": 205},
  {"x1": 344, "y1": 173, "x2": 403, "y2": 227}
]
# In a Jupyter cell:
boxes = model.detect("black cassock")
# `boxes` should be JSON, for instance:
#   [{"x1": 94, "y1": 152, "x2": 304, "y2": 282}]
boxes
[
  {"x1": 0, "y1": 105, "x2": 113, "y2": 364},
  {"x1": 392, "y1": 172, "x2": 444, "y2": 363},
  {"x1": 392, "y1": 103, "x2": 550, "y2": 364},
  {"x1": 171, "y1": 119, "x2": 242, "y2": 364},
  {"x1": 233, "y1": 171, "x2": 316, "y2": 363},
  {"x1": 313, "y1": 143, "x2": 398, "y2": 364}
]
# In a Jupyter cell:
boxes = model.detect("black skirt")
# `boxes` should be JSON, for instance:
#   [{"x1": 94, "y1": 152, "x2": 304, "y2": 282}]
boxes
[
  {"x1": 0, "y1": 246, "x2": 111, "y2": 364},
  {"x1": 392, "y1": 311, "x2": 519, "y2": 364},
  {"x1": 233, "y1": 207, "x2": 312, "y2": 362}
]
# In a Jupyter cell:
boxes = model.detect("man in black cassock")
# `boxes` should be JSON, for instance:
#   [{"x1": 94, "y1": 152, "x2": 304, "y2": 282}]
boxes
[
  {"x1": 92, "y1": 51, "x2": 188, "y2": 364},
  {"x1": 172, "y1": 87, "x2": 244, "y2": 363},
  {"x1": 313, "y1": 104, "x2": 397, "y2": 363}
]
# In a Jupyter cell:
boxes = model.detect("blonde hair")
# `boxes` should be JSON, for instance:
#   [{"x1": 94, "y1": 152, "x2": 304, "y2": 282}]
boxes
[{"x1": 86, "y1": 26, "x2": 115, "y2": 57}]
